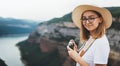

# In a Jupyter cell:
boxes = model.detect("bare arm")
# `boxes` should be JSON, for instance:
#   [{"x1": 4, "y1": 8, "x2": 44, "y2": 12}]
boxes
[
  {"x1": 76, "y1": 56, "x2": 89, "y2": 66},
  {"x1": 67, "y1": 46, "x2": 89, "y2": 66}
]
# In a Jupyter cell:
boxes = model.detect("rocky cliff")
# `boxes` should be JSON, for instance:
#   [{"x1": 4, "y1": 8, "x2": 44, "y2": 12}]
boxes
[
  {"x1": 16, "y1": 7, "x2": 120, "y2": 66},
  {"x1": 16, "y1": 20, "x2": 120, "y2": 66}
]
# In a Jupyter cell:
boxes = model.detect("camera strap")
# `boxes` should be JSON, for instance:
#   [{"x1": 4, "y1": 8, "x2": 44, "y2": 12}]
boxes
[{"x1": 78, "y1": 37, "x2": 96, "y2": 57}]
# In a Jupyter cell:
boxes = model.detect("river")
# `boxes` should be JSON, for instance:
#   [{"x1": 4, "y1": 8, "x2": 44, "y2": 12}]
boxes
[{"x1": 0, "y1": 34, "x2": 29, "y2": 66}]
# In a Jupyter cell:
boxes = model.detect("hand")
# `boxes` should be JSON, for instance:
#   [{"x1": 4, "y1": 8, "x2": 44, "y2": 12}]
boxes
[
  {"x1": 67, "y1": 46, "x2": 79, "y2": 61},
  {"x1": 67, "y1": 46, "x2": 89, "y2": 66},
  {"x1": 69, "y1": 39, "x2": 78, "y2": 52}
]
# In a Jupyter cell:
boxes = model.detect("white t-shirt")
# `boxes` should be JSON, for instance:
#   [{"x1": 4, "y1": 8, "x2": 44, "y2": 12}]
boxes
[{"x1": 76, "y1": 35, "x2": 110, "y2": 66}]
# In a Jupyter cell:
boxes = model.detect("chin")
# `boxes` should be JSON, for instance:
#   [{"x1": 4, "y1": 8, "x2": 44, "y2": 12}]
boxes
[{"x1": 87, "y1": 28, "x2": 95, "y2": 31}]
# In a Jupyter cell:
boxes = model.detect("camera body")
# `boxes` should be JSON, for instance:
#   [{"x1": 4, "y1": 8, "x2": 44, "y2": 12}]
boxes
[{"x1": 68, "y1": 41, "x2": 74, "y2": 49}]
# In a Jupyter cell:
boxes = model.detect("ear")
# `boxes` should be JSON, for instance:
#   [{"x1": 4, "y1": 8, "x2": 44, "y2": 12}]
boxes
[{"x1": 99, "y1": 17, "x2": 103, "y2": 23}]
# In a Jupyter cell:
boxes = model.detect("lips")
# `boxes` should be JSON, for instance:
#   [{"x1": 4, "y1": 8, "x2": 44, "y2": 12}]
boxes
[{"x1": 85, "y1": 23, "x2": 93, "y2": 27}]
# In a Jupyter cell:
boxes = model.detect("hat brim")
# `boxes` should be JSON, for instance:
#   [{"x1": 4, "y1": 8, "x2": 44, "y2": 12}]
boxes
[{"x1": 72, "y1": 5, "x2": 112, "y2": 29}]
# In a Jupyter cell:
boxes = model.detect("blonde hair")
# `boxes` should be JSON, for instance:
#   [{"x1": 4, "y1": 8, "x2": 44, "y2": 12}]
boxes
[{"x1": 80, "y1": 10, "x2": 106, "y2": 43}]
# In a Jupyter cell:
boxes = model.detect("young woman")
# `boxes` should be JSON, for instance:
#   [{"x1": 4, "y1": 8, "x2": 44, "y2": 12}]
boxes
[{"x1": 67, "y1": 5, "x2": 112, "y2": 66}]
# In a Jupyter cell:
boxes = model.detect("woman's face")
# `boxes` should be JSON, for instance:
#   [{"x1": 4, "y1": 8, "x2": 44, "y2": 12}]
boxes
[{"x1": 81, "y1": 11, "x2": 102, "y2": 32}]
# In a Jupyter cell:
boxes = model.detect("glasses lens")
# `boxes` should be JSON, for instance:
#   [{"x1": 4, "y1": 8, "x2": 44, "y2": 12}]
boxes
[
  {"x1": 81, "y1": 18, "x2": 87, "y2": 23},
  {"x1": 81, "y1": 16, "x2": 99, "y2": 23},
  {"x1": 88, "y1": 18, "x2": 95, "y2": 22}
]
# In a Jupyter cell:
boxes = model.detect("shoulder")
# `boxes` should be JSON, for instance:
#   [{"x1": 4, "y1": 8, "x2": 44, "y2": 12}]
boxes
[
  {"x1": 92, "y1": 34, "x2": 110, "y2": 51},
  {"x1": 94, "y1": 35, "x2": 109, "y2": 46},
  {"x1": 96, "y1": 35, "x2": 108, "y2": 43}
]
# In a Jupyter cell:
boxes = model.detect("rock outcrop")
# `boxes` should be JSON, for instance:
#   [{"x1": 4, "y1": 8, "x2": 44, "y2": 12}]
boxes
[{"x1": 16, "y1": 21, "x2": 120, "y2": 66}]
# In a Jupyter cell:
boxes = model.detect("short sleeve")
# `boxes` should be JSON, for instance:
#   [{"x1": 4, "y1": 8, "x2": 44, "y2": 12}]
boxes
[{"x1": 94, "y1": 36, "x2": 110, "y2": 64}]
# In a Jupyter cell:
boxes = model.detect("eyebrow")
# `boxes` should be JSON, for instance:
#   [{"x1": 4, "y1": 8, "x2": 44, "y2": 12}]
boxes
[{"x1": 83, "y1": 15, "x2": 97, "y2": 18}]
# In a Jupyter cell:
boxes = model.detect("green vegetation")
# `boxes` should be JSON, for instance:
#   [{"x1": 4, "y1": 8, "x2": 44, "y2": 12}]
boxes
[
  {"x1": 17, "y1": 7, "x2": 120, "y2": 66},
  {"x1": 0, "y1": 58, "x2": 7, "y2": 66},
  {"x1": 107, "y1": 7, "x2": 120, "y2": 17},
  {"x1": 41, "y1": 7, "x2": 120, "y2": 26},
  {"x1": 47, "y1": 13, "x2": 72, "y2": 24}
]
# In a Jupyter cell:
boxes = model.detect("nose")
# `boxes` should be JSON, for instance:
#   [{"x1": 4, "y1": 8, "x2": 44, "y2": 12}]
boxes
[{"x1": 86, "y1": 20, "x2": 90, "y2": 24}]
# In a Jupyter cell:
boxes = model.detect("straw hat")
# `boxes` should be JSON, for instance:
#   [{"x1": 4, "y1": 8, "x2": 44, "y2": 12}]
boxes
[{"x1": 72, "y1": 4, "x2": 112, "y2": 29}]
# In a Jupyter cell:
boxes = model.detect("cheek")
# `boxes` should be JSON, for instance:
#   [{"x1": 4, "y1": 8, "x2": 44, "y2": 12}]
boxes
[{"x1": 93, "y1": 22, "x2": 100, "y2": 28}]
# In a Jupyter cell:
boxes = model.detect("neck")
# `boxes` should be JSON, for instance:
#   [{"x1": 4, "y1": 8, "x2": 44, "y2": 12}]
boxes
[
  {"x1": 89, "y1": 31, "x2": 94, "y2": 37},
  {"x1": 89, "y1": 30, "x2": 96, "y2": 38}
]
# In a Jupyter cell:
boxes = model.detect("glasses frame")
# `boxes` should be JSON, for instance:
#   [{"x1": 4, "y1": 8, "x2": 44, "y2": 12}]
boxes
[{"x1": 81, "y1": 17, "x2": 100, "y2": 24}]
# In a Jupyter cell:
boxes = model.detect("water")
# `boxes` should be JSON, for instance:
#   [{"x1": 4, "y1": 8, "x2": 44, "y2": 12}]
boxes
[{"x1": 0, "y1": 34, "x2": 29, "y2": 66}]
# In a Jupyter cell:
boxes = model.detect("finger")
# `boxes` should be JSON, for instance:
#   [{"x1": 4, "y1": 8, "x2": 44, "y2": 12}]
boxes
[
  {"x1": 67, "y1": 46, "x2": 72, "y2": 51},
  {"x1": 74, "y1": 46, "x2": 78, "y2": 51},
  {"x1": 73, "y1": 41, "x2": 77, "y2": 47},
  {"x1": 70, "y1": 39, "x2": 74, "y2": 44},
  {"x1": 70, "y1": 39, "x2": 77, "y2": 47}
]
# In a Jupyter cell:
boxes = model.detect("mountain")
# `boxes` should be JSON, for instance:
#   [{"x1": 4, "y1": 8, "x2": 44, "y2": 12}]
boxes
[
  {"x1": 16, "y1": 7, "x2": 120, "y2": 66},
  {"x1": 0, "y1": 17, "x2": 39, "y2": 36},
  {"x1": 0, "y1": 58, "x2": 7, "y2": 66}
]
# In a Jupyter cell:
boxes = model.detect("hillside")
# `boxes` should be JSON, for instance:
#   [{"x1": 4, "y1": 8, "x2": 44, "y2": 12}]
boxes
[
  {"x1": 16, "y1": 7, "x2": 120, "y2": 66},
  {"x1": 0, "y1": 17, "x2": 38, "y2": 36},
  {"x1": 0, "y1": 58, "x2": 7, "y2": 66}
]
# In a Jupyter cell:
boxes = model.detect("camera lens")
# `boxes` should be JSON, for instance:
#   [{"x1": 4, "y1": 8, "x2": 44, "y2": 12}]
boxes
[{"x1": 68, "y1": 42, "x2": 74, "y2": 49}]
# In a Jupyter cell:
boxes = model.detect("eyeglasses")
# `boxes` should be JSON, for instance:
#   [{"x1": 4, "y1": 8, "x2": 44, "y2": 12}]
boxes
[{"x1": 81, "y1": 17, "x2": 99, "y2": 23}]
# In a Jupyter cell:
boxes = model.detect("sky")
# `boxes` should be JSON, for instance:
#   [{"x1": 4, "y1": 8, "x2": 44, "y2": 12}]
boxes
[{"x1": 0, "y1": 0, "x2": 120, "y2": 21}]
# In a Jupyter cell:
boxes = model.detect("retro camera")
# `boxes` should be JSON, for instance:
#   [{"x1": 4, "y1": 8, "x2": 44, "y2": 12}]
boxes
[{"x1": 68, "y1": 39, "x2": 75, "y2": 49}]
